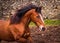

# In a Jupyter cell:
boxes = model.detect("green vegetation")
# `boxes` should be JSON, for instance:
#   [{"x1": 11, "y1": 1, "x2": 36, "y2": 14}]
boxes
[
  {"x1": 44, "y1": 19, "x2": 60, "y2": 26},
  {"x1": 29, "y1": 21, "x2": 36, "y2": 27},
  {"x1": 29, "y1": 19, "x2": 60, "y2": 27}
]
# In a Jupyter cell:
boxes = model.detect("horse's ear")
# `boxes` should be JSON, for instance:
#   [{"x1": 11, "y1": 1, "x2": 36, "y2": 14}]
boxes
[{"x1": 36, "y1": 6, "x2": 42, "y2": 13}]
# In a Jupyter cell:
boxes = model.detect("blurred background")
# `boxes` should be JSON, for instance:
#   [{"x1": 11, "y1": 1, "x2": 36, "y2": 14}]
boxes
[{"x1": 0, "y1": 0, "x2": 60, "y2": 43}]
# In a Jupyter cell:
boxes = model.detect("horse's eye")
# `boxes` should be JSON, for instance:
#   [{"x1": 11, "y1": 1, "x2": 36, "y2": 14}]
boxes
[{"x1": 36, "y1": 16, "x2": 40, "y2": 18}]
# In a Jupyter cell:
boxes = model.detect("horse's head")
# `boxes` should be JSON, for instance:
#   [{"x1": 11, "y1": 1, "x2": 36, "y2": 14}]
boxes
[
  {"x1": 30, "y1": 7, "x2": 46, "y2": 31},
  {"x1": 10, "y1": 4, "x2": 46, "y2": 31}
]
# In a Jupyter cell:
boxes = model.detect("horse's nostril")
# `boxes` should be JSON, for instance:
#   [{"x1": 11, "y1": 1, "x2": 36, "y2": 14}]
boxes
[{"x1": 42, "y1": 27, "x2": 46, "y2": 31}]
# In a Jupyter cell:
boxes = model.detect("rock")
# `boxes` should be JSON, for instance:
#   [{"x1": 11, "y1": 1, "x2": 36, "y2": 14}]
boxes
[{"x1": 0, "y1": 0, "x2": 60, "y2": 20}]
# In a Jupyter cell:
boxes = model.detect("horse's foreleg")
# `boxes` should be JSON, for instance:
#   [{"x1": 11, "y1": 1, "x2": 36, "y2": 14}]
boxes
[
  {"x1": 0, "y1": 40, "x2": 1, "y2": 43},
  {"x1": 27, "y1": 36, "x2": 34, "y2": 43},
  {"x1": 17, "y1": 37, "x2": 27, "y2": 43},
  {"x1": 17, "y1": 37, "x2": 34, "y2": 43}
]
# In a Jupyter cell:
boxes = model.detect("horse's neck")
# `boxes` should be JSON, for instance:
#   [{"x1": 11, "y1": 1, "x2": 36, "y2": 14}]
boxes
[{"x1": 20, "y1": 15, "x2": 31, "y2": 27}]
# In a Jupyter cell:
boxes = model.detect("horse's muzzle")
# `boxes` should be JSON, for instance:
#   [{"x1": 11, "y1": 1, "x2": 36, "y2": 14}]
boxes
[
  {"x1": 41, "y1": 27, "x2": 46, "y2": 31},
  {"x1": 39, "y1": 26, "x2": 46, "y2": 31}
]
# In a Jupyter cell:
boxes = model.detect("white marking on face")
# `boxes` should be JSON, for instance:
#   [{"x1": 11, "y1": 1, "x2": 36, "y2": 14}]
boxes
[
  {"x1": 39, "y1": 14, "x2": 44, "y2": 23},
  {"x1": 39, "y1": 25, "x2": 44, "y2": 31}
]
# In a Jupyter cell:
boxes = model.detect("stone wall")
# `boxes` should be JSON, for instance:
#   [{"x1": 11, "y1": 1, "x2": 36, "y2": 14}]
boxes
[{"x1": 0, "y1": 0, "x2": 60, "y2": 20}]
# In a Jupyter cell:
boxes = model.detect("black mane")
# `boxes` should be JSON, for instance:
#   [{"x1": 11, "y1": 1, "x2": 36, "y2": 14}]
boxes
[{"x1": 10, "y1": 4, "x2": 42, "y2": 24}]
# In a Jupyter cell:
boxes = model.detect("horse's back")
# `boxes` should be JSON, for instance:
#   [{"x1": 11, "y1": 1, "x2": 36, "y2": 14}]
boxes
[{"x1": 0, "y1": 20, "x2": 9, "y2": 28}]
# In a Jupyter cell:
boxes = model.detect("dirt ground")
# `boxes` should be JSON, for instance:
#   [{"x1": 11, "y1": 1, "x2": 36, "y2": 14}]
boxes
[
  {"x1": 30, "y1": 26, "x2": 60, "y2": 43},
  {"x1": 0, "y1": 26, "x2": 60, "y2": 43}
]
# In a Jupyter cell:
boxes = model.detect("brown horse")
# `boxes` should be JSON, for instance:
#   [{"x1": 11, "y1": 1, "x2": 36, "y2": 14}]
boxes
[{"x1": 0, "y1": 4, "x2": 46, "y2": 43}]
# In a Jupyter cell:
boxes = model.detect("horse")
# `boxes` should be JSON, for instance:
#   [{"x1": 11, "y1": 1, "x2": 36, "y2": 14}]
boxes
[{"x1": 0, "y1": 4, "x2": 46, "y2": 43}]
